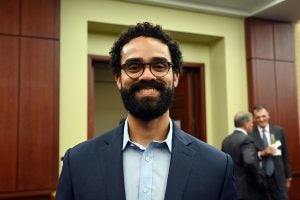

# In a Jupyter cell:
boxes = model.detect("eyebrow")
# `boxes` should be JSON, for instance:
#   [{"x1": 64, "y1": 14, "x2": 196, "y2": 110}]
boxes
[{"x1": 123, "y1": 57, "x2": 169, "y2": 63}]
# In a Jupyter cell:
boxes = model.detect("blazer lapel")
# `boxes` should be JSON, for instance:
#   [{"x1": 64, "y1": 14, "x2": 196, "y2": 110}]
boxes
[
  {"x1": 164, "y1": 126, "x2": 195, "y2": 200},
  {"x1": 99, "y1": 127, "x2": 126, "y2": 200},
  {"x1": 269, "y1": 125, "x2": 278, "y2": 141}
]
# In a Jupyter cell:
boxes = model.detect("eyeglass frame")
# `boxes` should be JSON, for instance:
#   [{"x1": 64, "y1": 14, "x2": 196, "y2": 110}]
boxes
[{"x1": 120, "y1": 60, "x2": 173, "y2": 79}]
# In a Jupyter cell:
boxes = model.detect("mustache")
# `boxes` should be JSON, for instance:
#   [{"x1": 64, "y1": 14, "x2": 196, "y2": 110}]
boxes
[{"x1": 129, "y1": 80, "x2": 165, "y2": 93}]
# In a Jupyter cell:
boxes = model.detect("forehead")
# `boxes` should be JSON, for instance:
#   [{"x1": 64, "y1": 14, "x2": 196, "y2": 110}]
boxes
[
  {"x1": 121, "y1": 36, "x2": 171, "y2": 63},
  {"x1": 254, "y1": 108, "x2": 268, "y2": 116}
]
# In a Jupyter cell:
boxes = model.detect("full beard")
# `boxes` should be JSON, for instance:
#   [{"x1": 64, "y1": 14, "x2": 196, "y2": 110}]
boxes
[{"x1": 120, "y1": 80, "x2": 174, "y2": 121}]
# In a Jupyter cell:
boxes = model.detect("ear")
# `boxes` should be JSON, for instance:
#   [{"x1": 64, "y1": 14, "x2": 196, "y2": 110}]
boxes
[
  {"x1": 114, "y1": 74, "x2": 122, "y2": 89},
  {"x1": 173, "y1": 72, "x2": 180, "y2": 88}
]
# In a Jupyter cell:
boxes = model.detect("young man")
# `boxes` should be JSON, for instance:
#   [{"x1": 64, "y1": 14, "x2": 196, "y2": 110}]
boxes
[
  {"x1": 56, "y1": 22, "x2": 236, "y2": 200},
  {"x1": 250, "y1": 105, "x2": 292, "y2": 200},
  {"x1": 222, "y1": 111, "x2": 267, "y2": 200}
]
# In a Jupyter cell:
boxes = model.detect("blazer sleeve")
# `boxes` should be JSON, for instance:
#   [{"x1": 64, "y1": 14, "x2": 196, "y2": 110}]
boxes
[
  {"x1": 56, "y1": 149, "x2": 75, "y2": 200},
  {"x1": 219, "y1": 154, "x2": 238, "y2": 200},
  {"x1": 279, "y1": 128, "x2": 292, "y2": 178},
  {"x1": 241, "y1": 139, "x2": 265, "y2": 187}
]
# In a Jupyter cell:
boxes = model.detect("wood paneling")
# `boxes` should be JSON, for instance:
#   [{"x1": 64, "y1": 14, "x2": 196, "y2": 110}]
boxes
[
  {"x1": 273, "y1": 23, "x2": 294, "y2": 61},
  {"x1": 289, "y1": 172, "x2": 300, "y2": 200},
  {"x1": 0, "y1": 0, "x2": 20, "y2": 34},
  {"x1": 247, "y1": 59, "x2": 278, "y2": 122},
  {"x1": 245, "y1": 18, "x2": 274, "y2": 59},
  {"x1": 276, "y1": 61, "x2": 300, "y2": 171},
  {"x1": 18, "y1": 38, "x2": 58, "y2": 190},
  {"x1": 0, "y1": 36, "x2": 18, "y2": 192},
  {"x1": 21, "y1": 0, "x2": 59, "y2": 38},
  {"x1": 0, "y1": 0, "x2": 59, "y2": 198},
  {"x1": 246, "y1": 18, "x2": 300, "y2": 199}
]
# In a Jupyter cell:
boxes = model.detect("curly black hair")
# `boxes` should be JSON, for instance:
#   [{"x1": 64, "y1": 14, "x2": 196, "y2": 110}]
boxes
[{"x1": 109, "y1": 22, "x2": 183, "y2": 75}]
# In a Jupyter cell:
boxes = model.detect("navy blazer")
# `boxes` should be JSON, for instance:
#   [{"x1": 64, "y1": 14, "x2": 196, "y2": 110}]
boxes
[
  {"x1": 250, "y1": 125, "x2": 291, "y2": 188},
  {"x1": 56, "y1": 123, "x2": 237, "y2": 200},
  {"x1": 222, "y1": 130, "x2": 267, "y2": 200}
]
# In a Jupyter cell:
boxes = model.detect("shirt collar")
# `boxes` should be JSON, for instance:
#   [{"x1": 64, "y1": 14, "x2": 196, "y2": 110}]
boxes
[
  {"x1": 122, "y1": 118, "x2": 173, "y2": 152},
  {"x1": 235, "y1": 127, "x2": 247, "y2": 135},
  {"x1": 258, "y1": 124, "x2": 270, "y2": 133}
]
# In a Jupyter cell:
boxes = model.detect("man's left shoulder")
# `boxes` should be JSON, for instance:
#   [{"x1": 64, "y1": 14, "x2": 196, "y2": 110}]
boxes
[
  {"x1": 173, "y1": 125, "x2": 228, "y2": 159},
  {"x1": 270, "y1": 124, "x2": 285, "y2": 133},
  {"x1": 179, "y1": 131, "x2": 229, "y2": 163}
]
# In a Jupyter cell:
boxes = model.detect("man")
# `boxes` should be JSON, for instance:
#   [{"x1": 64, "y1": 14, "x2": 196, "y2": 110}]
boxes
[
  {"x1": 250, "y1": 104, "x2": 292, "y2": 200},
  {"x1": 56, "y1": 22, "x2": 236, "y2": 200},
  {"x1": 222, "y1": 111, "x2": 267, "y2": 200}
]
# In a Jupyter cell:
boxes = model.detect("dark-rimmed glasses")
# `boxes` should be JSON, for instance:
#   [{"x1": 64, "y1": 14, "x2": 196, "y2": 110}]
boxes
[{"x1": 121, "y1": 61, "x2": 172, "y2": 79}]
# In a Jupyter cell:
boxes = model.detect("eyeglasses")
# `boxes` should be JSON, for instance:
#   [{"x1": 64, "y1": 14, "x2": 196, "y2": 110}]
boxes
[{"x1": 121, "y1": 60, "x2": 172, "y2": 79}]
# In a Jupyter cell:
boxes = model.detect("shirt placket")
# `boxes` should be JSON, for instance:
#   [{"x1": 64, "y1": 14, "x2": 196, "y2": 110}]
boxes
[{"x1": 138, "y1": 145, "x2": 153, "y2": 200}]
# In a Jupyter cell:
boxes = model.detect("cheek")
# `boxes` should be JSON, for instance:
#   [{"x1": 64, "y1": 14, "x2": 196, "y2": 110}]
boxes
[{"x1": 115, "y1": 74, "x2": 131, "y2": 90}]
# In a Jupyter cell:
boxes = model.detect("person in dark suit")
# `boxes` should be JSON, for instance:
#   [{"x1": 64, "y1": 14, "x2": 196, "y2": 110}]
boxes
[
  {"x1": 56, "y1": 22, "x2": 237, "y2": 200},
  {"x1": 250, "y1": 104, "x2": 292, "y2": 200},
  {"x1": 222, "y1": 111, "x2": 267, "y2": 200}
]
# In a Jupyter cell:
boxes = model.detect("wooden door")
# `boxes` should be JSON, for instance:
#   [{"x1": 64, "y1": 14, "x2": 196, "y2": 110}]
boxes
[{"x1": 170, "y1": 64, "x2": 206, "y2": 141}]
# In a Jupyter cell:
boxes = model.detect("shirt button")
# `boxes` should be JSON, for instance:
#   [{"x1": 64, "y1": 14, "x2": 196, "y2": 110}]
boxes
[
  {"x1": 143, "y1": 187, "x2": 148, "y2": 193},
  {"x1": 145, "y1": 156, "x2": 150, "y2": 162}
]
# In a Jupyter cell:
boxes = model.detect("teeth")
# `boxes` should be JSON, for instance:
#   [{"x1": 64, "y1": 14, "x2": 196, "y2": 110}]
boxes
[{"x1": 140, "y1": 88, "x2": 156, "y2": 92}]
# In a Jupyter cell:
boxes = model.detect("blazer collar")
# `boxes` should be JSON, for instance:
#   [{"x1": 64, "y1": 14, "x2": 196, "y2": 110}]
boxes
[
  {"x1": 164, "y1": 123, "x2": 195, "y2": 200},
  {"x1": 99, "y1": 125, "x2": 126, "y2": 200},
  {"x1": 99, "y1": 123, "x2": 196, "y2": 200}
]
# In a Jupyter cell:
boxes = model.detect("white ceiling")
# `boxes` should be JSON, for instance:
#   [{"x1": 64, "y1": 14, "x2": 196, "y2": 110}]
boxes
[{"x1": 122, "y1": 0, "x2": 300, "y2": 22}]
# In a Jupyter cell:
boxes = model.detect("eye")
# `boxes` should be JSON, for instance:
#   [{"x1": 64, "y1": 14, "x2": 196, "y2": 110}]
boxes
[
  {"x1": 125, "y1": 62, "x2": 143, "y2": 73},
  {"x1": 151, "y1": 62, "x2": 168, "y2": 72}
]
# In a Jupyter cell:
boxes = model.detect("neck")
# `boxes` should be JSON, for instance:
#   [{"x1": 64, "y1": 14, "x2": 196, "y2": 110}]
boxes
[{"x1": 127, "y1": 112, "x2": 170, "y2": 147}]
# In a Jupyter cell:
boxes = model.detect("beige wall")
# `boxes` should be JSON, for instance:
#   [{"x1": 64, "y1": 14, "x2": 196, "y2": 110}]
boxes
[{"x1": 60, "y1": 0, "x2": 248, "y2": 163}]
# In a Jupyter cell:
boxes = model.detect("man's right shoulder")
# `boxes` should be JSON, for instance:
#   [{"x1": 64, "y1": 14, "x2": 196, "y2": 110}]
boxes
[{"x1": 66, "y1": 125, "x2": 123, "y2": 157}]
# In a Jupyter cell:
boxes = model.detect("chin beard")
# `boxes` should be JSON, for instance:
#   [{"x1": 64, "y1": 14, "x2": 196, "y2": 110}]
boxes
[{"x1": 120, "y1": 80, "x2": 174, "y2": 121}]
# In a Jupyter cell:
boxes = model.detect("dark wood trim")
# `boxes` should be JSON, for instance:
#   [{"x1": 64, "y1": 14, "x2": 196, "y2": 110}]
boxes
[
  {"x1": 87, "y1": 55, "x2": 111, "y2": 138},
  {"x1": 87, "y1": 56, "x2": 94, "y2": 139},
  {"x1": 0, "y1": 189, "x2": 55, "y2": 199},
  {"x1": 52, "y1": 41, "x2": 59, "y2": 186}
]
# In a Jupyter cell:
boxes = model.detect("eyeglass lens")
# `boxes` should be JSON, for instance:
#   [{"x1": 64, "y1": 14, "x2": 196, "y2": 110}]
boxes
[{"x1": 122, "y1": 60, "x2": 172, "y2": 79}]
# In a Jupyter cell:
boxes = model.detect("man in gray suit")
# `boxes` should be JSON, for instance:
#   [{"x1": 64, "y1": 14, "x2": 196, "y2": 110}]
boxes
[
  {"x1": 250, "y1": 104, "x2": 292, "y2": 200},
  {"x1": 222, "y1": 111, "x2": 267, "y2": 200},
  {"x1": 56, "y1": 22, "x2": 237, "y2": 200}
]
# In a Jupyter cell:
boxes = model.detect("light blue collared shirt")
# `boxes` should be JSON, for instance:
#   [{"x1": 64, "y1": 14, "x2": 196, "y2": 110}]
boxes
[{"x1": 122, "y1": 118, "x2": 173, "y2": 200}]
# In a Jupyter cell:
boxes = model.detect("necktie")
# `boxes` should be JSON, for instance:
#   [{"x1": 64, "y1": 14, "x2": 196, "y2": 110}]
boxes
[{"x1": 262, "y1": 129, "x2": 274, "y2": 176}]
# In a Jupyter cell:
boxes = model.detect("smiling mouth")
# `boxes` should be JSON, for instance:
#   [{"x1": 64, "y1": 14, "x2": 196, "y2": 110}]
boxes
[{"x1": 136, "y1": 87, "x2": 159, "y2": 97}]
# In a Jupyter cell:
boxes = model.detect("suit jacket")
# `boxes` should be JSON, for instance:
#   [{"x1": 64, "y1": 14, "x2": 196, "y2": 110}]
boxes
[
  {"x1": 222, "y1": 130, "x2": 267, "y2": 200},
  {"x1": 250, "y1": 125, "x2": 291, "y2": 189},
  {"x1": 56, "y1": 123, "x2": 237, "y2": 200}
]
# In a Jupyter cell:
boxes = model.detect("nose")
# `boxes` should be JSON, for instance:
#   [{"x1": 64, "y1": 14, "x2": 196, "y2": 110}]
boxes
[{"x1": 139, "y1": 64, "x2": 156, "y2": 80}]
